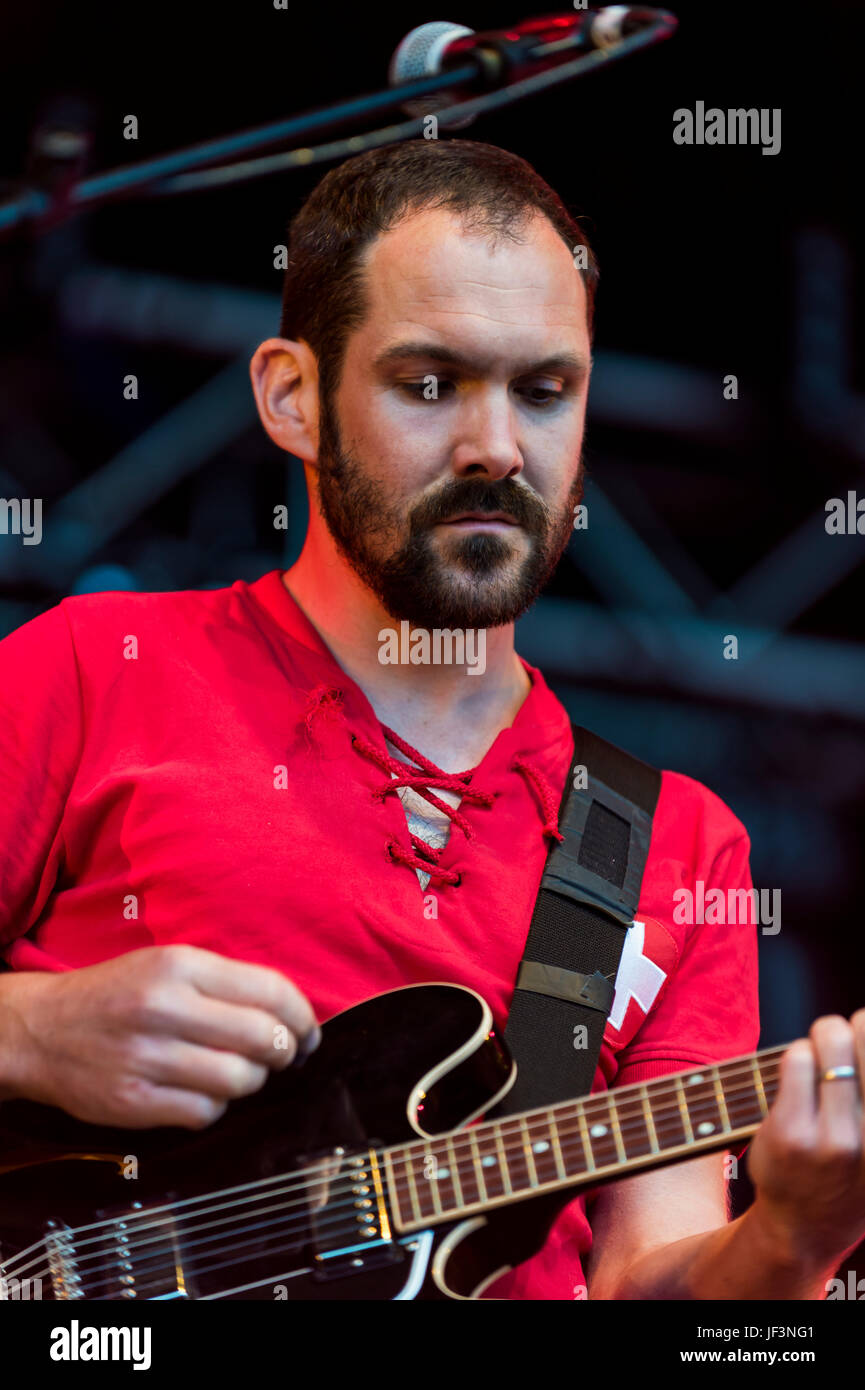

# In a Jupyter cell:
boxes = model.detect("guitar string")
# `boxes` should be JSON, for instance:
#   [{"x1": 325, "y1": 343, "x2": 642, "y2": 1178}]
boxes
[
  {"x1": 1, "y1": 1056, "x2": 785, "y2": 1288},
  {"x1": 4, "y1": 1106, "x2": 784, "y2": 1294},
  {"x1": 60, "y1": 1055, "x2": 780, "y2": 1301},
  {"x1": 81, "y1": 1213, "x2": 361, "y2": 1298},
  {"x1": 4, "y1": 1060, "x2": 783, "y2": 1292},
  {"x1": 10, "y1": 1052, "x2": 784, "y2": 1268},
  {"x1": 2, "y1": 1054, "x2": 785, "y2": 1292},
  {"x1": 38, "y1": 1062, "x2": 777, "y2": 1302},
  {"x1": 93, "y1": 1054, "x2": 788, "y2": 1300}
]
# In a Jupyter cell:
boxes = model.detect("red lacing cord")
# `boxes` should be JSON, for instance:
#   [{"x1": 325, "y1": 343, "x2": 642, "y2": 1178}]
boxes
[
  {"x1": 510, "y1": 754, "x2": 565, "y2": 844},
  {"x1": 304, "y1": 685, "x2": 565, "y2": 881},
  {"x1": 351, "y1": 724, "x2": 497, "y2": 887},
  {"x1": 303, "y1": 683, "x2": 346, "y2": 738},
  {"x1": 351, "y1": 724, "x2": 565, "y2": 886}
]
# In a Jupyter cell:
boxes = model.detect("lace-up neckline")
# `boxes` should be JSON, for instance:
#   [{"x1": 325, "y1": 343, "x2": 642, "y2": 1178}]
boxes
[{"x1": 302, "y1": 682, "x2": 564, "y2": 888}]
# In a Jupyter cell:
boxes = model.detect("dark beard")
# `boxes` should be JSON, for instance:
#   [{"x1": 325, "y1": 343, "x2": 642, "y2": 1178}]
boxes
[{"x1": 313, "y1": 385, "x2": 584, "y2": 629}]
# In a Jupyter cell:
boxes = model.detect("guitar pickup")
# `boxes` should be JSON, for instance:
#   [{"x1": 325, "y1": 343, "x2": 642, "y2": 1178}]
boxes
[{"x1": 303, "y1": 1147, "x2": 404, "y2": 1284}]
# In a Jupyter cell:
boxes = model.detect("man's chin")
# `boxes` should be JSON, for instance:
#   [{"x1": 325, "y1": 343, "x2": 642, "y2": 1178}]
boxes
[
  {"x1": 433, "y1": 528, "x2": 529, "y2": 567},
  {"x1": 375, "y1": 574, "x2": 538, "y2": 631}
]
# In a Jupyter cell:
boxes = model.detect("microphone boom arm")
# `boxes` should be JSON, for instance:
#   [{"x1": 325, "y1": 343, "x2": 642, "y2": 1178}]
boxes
[{"x1": 0, "y1": 9, "x2": 677, "y2": 237}]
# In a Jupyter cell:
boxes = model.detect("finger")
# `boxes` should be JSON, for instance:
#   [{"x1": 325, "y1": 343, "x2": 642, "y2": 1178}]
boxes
[
  {"x1": 170, "y1": 995, "x2": 304, "y2": 1069},
  {"x1": 771, "y1": 1038, "x2": 819, "y2": 1132},
  {"x1": 158, "y1": 1091, "x2": 229, "y2": 1131},
  {"x1": 133, "y1": 1037, "x2": 270, "y2": 1102},
  {"x1": 109, "y1": 1086, "x2": 228, "y2": 1131},
  {"x1": 810, "y1": 1015, "x2": 860, "y2": 1144},
  {"x1": 177, "y1": 947, "x2": 319, "y2": 1044}
]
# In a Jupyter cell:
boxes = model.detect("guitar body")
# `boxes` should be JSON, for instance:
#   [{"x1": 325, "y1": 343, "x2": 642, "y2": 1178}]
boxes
[{"x1": 0, "y1": 984, "x2": 574, "y2": 1301}]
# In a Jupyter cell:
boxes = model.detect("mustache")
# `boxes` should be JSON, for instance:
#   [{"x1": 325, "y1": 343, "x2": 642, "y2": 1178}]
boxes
[{"x1": 408, "y1": 479, "x2": 549, "y2": 535}]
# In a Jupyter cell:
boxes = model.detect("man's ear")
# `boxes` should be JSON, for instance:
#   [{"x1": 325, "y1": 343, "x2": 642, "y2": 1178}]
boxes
[{"x1": 249, "y1": 338, "x2": 320, "y2": 463}]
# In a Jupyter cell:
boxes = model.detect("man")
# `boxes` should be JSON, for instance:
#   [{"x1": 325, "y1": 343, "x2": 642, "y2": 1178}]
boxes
[{"x1": 0, "y1": 139, "x2": 863, "y2": 1300}]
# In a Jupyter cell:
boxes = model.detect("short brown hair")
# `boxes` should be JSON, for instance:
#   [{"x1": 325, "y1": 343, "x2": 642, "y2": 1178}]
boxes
[{"x1": 278, "y1": 138, "x2": 598, "y2": 402}]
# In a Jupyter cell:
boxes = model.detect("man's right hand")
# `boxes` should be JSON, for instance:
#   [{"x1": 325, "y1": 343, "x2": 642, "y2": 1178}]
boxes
[{"x1": 0, "y1": 945, "x2": 320, "y2": 1130}]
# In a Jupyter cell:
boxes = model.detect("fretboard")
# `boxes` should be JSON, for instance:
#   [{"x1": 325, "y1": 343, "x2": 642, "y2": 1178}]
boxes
[{"x1": 383, "y1": 1046, "x2": 781, "y2": 1231}]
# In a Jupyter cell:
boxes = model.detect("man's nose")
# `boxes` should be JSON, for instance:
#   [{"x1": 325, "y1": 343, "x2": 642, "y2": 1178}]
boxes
[{"x1": 450, "y1": 387, "x2": 524, "y2": 481}]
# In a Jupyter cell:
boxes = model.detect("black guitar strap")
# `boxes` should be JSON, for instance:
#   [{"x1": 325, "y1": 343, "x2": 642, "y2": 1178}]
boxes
[{"x1": 497, "y1": 722, "x2": 662, "y2": 1115}]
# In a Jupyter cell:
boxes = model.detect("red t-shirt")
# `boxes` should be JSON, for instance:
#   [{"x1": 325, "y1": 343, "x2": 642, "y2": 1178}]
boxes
[{"x1": 0, "y1": 569, "x2": 759, "y2": 1299}]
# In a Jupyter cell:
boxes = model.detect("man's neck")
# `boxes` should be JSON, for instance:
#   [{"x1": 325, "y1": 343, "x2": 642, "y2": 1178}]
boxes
[{"x1": 281, "y1": 555, "x2": 532, "y2": 772}]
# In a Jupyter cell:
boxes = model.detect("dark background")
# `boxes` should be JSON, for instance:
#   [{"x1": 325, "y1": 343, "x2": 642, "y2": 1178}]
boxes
[{"x1": 1, "y1": 0, "x2": 863, "y2": 1246}]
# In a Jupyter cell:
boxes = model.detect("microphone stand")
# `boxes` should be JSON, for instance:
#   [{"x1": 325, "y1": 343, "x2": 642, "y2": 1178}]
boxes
[{"x1": 0, "y1": 10, "x2": 676, "y2": 239}]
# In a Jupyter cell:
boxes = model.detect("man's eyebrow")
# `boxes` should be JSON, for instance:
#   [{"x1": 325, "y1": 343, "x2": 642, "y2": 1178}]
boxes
[{"x1": 372, "y1": 341, "x2": 591, "y2": 376}]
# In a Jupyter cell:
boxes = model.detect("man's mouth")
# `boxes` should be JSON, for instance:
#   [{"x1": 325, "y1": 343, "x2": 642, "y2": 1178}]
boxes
[{"x1": 438, "y1": 511, "x2": 520, "y2": 529}]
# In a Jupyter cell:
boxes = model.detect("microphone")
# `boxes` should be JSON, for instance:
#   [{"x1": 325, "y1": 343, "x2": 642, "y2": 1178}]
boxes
[{"x1": 389, "y1": 9, "x2": 658, "y2": 126}]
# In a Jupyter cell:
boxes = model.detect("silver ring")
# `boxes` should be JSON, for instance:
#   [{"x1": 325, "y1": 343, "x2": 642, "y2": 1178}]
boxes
[{"x1": 821, "y1": 1065, "x2": 857, "y2": 1082}]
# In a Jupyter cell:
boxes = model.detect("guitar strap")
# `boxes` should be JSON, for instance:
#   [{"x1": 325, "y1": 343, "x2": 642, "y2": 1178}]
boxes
[{"x1": 497, "y1": 722, "x2": 662, "y2": 1115}]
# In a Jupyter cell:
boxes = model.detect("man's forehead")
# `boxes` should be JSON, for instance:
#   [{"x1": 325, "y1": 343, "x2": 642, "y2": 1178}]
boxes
[{"x1": 358, "y1": 206, "x2": 587, "y2": 335}]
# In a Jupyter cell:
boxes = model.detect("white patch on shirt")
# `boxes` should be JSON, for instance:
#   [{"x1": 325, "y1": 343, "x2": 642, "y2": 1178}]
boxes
[{"x1": 608, "y1": 919, "x2": 667, "y2": 1033}]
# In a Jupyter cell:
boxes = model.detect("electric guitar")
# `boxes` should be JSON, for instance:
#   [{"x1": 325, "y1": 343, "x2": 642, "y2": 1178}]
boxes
[{"x1": 0, "y1": 982, "x2": 781, "y2": 1300}]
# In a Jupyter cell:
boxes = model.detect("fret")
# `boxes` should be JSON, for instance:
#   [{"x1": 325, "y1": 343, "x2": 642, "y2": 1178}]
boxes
[
  {"x1": 679, "y1": 1068, "x2": 725, "y2": 1146},
  {"x1": 453, "y1": 1134, "x2": 489, "y2": 1212},
  {"x1": 641, "y1": 1085, "x2": 660, "y2": 1154},
  {"x1": 520, "y1": 1112, "x2": 561, "y2": 1186},
  {"x1": 397, "y1": 1147, "x2": 423, "y2": 1226},
  {"x1": 608, "y1": 1087, "x2": 653, "y2": 1160},
  {"x1": 751, "y1": 1056, "x2": 770, "y2": 1118},
  {"x1": 674, "y1": 1076, "x2": 694, "y2": 1144},
  {"x1": 608, "y1": 1094, "x2": 627, "y2": 1163},
  {"x1": 499, "y1": 1119, "x2": 532, "y2": 1192},
  {"x1": 446, "y1": 1134, "x2": 469, "y2": 1208},
  {"x1": 576, "y1": 1102, "x2": 596, "y2": 1173},
  {"x1": 721, "y1": 1057, "x2": 763, "y2": 1131},
  {"x1": 469, "y1": 1129, "x2": 489, "y2": 1205},
  {"x1": 423, "y1": 1146, "x2": 445, "y2": 1218},
  {"x1": 548, "y1": 1108, "x2": 569, "y2": 1181},
  {"x1": 395, "y1": 1145, "x2": 440, "y2": 1223},
  {"x1": 581, "y1": 1095, "x2": 620, "y2": 1170},
  {"x1": 415, "y1": 1139, "x2": 465, "y2": 1219},
  {"x1": 712, "y1": 1066, "x2": 731, "y2": 1132},
  {"x1": 758, "y1": 1052, "x2": 781, "y2": 1108},
  {"x1": 553, "y1": 1103, "x2": 589, "y2": 1177},
  {"x1": 648, "y1": 1078, "x2": 688, "y2": 1150},
  {"x1": 470, "y1": 1124, "x2": 510, "y2": 1202},
  {"x1": 519, "y1": 1117, "x2": 540, "y2": 1189},
  {"x1": 494, "y1": 1124, "x2": 514, "y2": 1196}
]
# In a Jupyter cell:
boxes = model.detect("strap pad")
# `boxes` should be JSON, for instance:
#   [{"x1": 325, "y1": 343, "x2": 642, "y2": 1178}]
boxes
[{"x1": 497, "y1": 724, "x2": 661, "y2": 1114}]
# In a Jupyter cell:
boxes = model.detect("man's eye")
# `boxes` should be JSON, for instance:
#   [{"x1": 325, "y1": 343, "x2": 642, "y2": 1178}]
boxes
[
  {"x1": 396, "y1": 380, "x2": 563, "y2": 406},
  {"x1": 397, "y1": 380, "x2": 453, "y2": 399},
  {"x1": 518, "y1": 385, "x2": 562, "y2": 408}
]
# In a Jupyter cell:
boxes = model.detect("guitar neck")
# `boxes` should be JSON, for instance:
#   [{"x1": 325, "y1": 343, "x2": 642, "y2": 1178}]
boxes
[{"x1": 384, "y1": 1045, "x2": 782, "y2": 1231}]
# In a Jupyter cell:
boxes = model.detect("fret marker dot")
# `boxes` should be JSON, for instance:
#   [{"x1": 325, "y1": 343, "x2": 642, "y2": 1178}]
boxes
[
  {"x1": 532, "y1": 1141, "x2": 550, "y2": 1155},
  {"x1": 688, "y1": 1074, "x2": 705, "y2": 1085},
  {"x1": 481, "y1": 1156, "x2": 497, "y2": 1168},
  {"x1": 697, "y1": 1122, "x2": 715, "y2": 1136},
  {"x1": 589, "y1": 1124, "x2": 608, "y2": 1139},
  {"x1": 434, "y1": 1166, "x2": 449, "y2": 1180}
]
